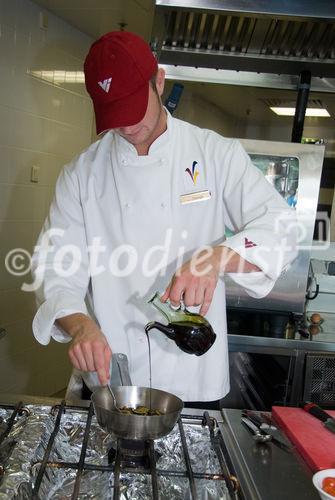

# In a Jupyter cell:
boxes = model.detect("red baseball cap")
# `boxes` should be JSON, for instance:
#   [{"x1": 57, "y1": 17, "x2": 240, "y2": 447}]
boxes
[{"x1": 84, "y1": 31, "x2": 158, "y2": 134}]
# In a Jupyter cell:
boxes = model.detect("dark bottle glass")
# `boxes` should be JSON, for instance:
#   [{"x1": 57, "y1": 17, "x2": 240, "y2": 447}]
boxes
[{"x1": 145, "y1": 292, "x2": 216, "y2": 356}]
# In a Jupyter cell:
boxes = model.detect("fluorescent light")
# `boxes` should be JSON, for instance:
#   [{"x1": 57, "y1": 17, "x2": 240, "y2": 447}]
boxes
[
  {"x1": 270, "y1": 106, "x2": 330, "y2": 117},
  {"x1": 29, "y1": 70, "x2": 85, "y2": 84}
]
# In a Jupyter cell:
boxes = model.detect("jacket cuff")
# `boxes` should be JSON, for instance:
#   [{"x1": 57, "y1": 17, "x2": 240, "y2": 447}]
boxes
[
  {"x1": 33, "y1": 292, "x2": 88, "y2": 345},
  {"x1": 222, "y1": 230, "x2": 289, "y2": 281},
  {"x1": 225, "y1": 271, "x2": 275, "y2": 298}
]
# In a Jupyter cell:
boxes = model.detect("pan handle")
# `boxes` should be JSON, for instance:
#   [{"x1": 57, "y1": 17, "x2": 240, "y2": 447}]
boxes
[{"x1": 111, "y1": 353, "x2": 132, "y2": 386}]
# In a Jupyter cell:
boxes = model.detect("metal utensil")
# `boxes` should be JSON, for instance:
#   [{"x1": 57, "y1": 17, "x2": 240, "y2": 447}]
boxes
[
  {"x1": 259, "y1": 423, "x2": 293, "y2": 451},
  {"x1": 242, "y1": 410, "x2": 293, "y2": 451},
  {"x1": 106, "y1": 384, "x2": 122, "y2": 414},
  {"x1": 93, "y1": 353, "x2": 132, "y2": 414},
  {"x1": 241, "y1": 417, "x2": 272, "y2": 443}
]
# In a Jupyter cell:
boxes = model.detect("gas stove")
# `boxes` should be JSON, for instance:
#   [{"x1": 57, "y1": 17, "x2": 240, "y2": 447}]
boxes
[
  {"x1": 0, "y1": 397, "x2": 238, "y2": 500},
  {"x1": 0, "y1": 395, "x2": 319, "y2": 500}
]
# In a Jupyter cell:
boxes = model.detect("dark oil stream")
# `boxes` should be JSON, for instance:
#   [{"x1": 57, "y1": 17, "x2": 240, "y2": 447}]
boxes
[{"x1": 144, "y1": 328, "x2": 152, "y2": 410}]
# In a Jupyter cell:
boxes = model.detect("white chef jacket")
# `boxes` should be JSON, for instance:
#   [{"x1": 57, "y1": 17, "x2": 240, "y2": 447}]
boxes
[{"x1": 32, "y1": 111, "x2": 297, "y2": 401}]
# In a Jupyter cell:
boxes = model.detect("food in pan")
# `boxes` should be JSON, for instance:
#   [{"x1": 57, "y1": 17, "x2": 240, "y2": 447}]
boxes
[{"x1": 119, "y1": 405, "x2": 163, "y2": 416}]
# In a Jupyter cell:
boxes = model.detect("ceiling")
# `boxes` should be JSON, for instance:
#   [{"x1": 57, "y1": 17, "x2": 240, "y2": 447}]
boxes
[
  {"x1": 31, "y1": 0, "x2": 335, "y2": 151},
  {"x1": 31, "y1": 0, "x2": 155, "y2": 40}
]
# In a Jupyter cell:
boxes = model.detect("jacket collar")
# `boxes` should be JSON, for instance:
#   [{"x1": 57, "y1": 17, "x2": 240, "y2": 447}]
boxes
[{"x1": 112, "y1": 107, "x2": 172, "y2": 158}]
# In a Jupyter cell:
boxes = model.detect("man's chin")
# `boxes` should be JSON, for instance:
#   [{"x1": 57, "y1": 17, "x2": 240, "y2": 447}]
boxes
[{"x1": 122, "y1": 133, "x2": 147, "y2": 145}]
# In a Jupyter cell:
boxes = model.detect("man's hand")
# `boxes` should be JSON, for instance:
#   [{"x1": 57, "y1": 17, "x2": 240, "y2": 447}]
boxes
[
  {"x1": 161, "y1": 246, "x2": 260, "y2": 315},
  {"x1": 161, "y1": 247, "x2": 222, "y2": 316},
  {"x1": 56, "y1": 313, "x2": 112, "y2": 385}
]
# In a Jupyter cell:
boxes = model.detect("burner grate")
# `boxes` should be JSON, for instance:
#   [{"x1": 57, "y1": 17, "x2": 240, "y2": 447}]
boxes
[
  {"x1": 0, "y1": 402, "x2": 30, "y2": 479},
  {"x1": 0, "y1": 401, "x2": 240, "y2": 500}
]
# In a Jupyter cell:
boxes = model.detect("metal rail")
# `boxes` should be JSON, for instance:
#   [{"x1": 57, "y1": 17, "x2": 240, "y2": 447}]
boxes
[
  {"x1": 0, "y1": 402, "x2": 24, "y2": 446},
  {"x1": 149, "y1": 440, "x2": 159, "y2": 499},
  {"x1": 32, "y1": 401, "x2": 66, "y2": 499},
  {"x1": 178, "y1": 418, "x2": 198, "y2": 499},
  {"x1": 203, "y1": 411, "x2": 239, "y2": 499},
  {"x1": 113, "y1": 440, "x2": 122, "y2": 500},
  {"x1": 71, "y1": 404, "x2": 94, "y2": 499}
]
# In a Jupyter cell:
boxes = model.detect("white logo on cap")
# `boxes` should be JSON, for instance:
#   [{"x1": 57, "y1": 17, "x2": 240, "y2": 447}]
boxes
[{"x1": 98, "y1": 77, "x2": 112, "y2": 93}]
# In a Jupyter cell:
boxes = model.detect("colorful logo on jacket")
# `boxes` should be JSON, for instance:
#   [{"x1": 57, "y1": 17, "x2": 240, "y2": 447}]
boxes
[
  {"x1": 185, "y1": 161, "x2": 199, "y2": 185},
  {"x1": 244, "y1": 237, "x2": 257, "y2": 248}
]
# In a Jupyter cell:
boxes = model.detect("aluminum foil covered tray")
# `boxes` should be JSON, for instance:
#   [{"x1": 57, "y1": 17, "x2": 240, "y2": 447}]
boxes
[{"x1": 0, "y1": 402, "x2": 234, "y2": 499}]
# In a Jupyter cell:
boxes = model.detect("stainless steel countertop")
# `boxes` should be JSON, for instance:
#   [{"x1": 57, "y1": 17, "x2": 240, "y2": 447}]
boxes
[
  {"x1": 228, "y1": 333, "x2": 335, "y2": 354},
  {"x1": 217, "y1": 408, "x2": 320, "y2": 500}
]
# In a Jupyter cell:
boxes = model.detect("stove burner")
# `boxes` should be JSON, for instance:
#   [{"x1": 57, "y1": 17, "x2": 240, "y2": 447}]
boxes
[
  {"x1": 0, "y1": 402, "x2": 237, "y2": 500},
  {"x1": 108, "y1": 438, "x2": 161, "y2": 469}
]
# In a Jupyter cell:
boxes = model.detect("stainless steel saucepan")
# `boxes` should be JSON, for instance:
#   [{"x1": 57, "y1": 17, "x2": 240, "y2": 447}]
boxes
[{"x1": 91, "y1": 353, "x2": 183, "y2": 440}]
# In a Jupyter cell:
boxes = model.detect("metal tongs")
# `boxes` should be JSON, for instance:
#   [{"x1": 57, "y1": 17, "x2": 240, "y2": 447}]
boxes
[{"x1": 241, "y1": 410, "x2": 293, "y2": 452}]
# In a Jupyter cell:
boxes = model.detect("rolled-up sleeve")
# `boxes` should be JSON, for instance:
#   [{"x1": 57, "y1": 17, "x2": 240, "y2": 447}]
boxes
[
  {"x1": 31, "y1": 164, "x2": 90, "y2": 345},
  {"x1": 220, "y1": 140, "x2": 298, "y2": 298}
]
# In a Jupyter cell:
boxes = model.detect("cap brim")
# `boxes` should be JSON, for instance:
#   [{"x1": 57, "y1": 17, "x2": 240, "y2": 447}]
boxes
[{"x1": 94, "y1": 83, "x2": 150, "y2": 134}]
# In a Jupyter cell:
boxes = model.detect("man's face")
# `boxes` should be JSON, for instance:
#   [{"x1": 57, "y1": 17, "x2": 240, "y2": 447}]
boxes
[{"x1": 114, "y1": 69, "x2": 165, "y2": 149}]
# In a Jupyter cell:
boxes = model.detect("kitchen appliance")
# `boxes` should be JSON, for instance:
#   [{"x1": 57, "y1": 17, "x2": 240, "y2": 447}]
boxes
[
  {"x1": 0, "y1": 399, "x2": 237, "y2": 499},
  {"x1": 303, "y1": 352, "x2": 335, "y2": 407},
  {"x1": 0, "y1": 397, "x2": 319, "y2": 499},
  {"x1": 226, "y1": 139, "x2": 325, "y2": 317},
  {"x1": 151, "y1": 0, "x2": 335, "y2": 79},
  {"x1": 221, "y1": 142, "x2": 327, "y2": 409}
]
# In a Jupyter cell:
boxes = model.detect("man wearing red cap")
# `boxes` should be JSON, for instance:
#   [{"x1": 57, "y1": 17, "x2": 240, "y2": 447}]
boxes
[{"x1": 32, "y1": 31, "x2": 297, "y2": 404}]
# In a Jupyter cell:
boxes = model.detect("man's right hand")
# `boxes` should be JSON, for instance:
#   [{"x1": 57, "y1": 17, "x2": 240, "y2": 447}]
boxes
[{"x1": 56, "y1": 313, "x2": 112, "y2": 385}]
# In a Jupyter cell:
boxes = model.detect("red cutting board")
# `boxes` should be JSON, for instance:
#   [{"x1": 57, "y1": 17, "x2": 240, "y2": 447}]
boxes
[{"x1": 272, "y1": 406, "x2": 335, "y2": 472}]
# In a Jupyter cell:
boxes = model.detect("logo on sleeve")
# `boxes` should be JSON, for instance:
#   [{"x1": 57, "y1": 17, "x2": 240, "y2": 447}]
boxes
[
  {"x1": 244, "y1": 238, "x2": 257, "y2": 248},
  {"x1": 98, "y1": 77, "x2": 112, "y2": 93},
  {"x1": 185, "y1": 161, "x2": 200, "y2": 185}
]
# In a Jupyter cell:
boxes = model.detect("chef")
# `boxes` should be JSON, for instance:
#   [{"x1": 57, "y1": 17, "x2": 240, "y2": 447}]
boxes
[{"x1": 31, "y1": 31, "x2": 297, "y2": 405}]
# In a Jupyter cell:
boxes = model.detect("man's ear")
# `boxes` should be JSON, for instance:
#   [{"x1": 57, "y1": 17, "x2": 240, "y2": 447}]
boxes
[{"x1": 156, "y1": 67, "x2": 166, "y2": 97}]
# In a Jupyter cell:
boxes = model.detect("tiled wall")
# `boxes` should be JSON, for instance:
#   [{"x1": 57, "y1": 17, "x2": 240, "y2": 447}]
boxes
[
  {"x1": 166, "y1": 89, "x2": 240, "y2": 138},
  {"x1": 0, "y1": 0, "x2": 94, "y2": 395}
]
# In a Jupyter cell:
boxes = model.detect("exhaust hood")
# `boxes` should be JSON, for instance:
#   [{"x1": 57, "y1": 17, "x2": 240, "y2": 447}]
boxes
[{"x1": 151, "y1": 0, "x2": 335, "y2": 78}]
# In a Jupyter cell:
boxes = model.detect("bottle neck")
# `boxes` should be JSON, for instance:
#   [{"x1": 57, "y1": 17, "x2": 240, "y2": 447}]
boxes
[{"x1": 148, "y1": 292, "x2": 184, "y2": 323}]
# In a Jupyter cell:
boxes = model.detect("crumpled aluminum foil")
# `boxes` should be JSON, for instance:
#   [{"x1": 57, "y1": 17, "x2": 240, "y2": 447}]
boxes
[
  {"x1": 0, "y1": 406, "x2": 228, "y2": 499},
  {"x1": 0, "y1": 406, "x2": 52, "y2": 500}
]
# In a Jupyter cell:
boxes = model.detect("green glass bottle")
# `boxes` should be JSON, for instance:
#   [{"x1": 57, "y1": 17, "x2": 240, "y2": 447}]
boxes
[{"x1": 145, "y1": 291, "x2": 216, "y2": 356}]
